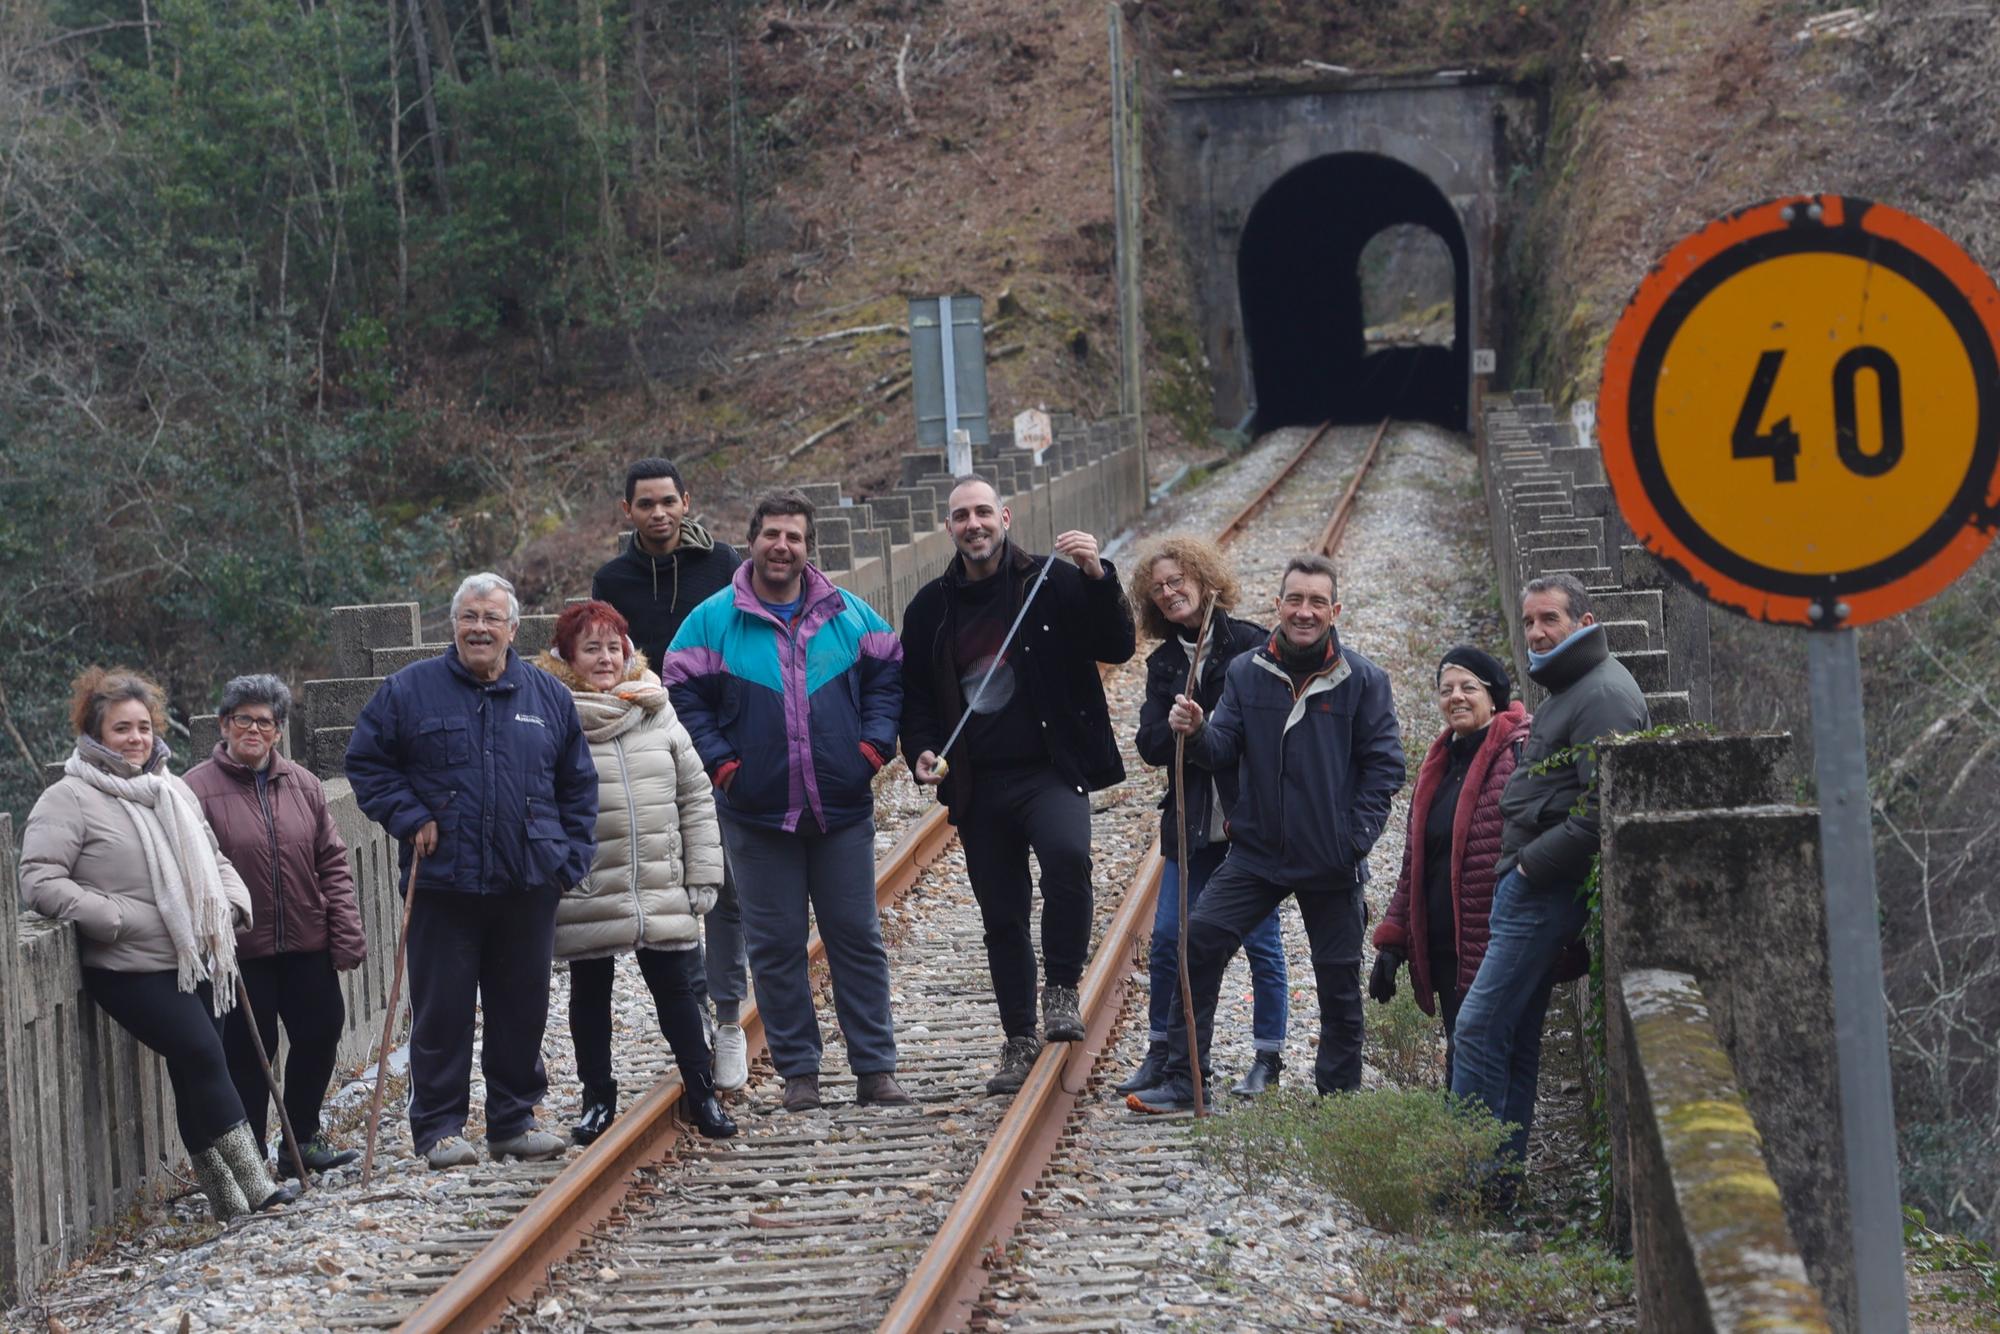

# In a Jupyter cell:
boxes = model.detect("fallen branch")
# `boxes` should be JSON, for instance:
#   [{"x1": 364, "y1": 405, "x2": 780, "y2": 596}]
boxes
[
  {"x1": 735, "y1": 322, "x2": 905, "y2": 365},
  {"x1": 787, "y1": 406, "x2": 866, "y2": 459},
  {"x1": 783, "y1": 341, "x2": 1026, "y2": 458},
  {"x1": 1944, "y1": 735, "x2": 2000, "y2": 804}
]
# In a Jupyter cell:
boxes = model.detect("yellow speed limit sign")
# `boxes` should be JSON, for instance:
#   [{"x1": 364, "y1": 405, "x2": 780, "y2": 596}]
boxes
[{"x1": 1599, "y1": 195, "x2": 2000, "y2": 628}]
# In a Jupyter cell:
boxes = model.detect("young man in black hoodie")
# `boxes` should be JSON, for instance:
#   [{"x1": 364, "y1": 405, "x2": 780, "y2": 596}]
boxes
[
  {"x1": 900, "y1": 476, "x2": 1136, "y2": 1095},
  {"x1": 589, "y1": 458, "x2": 753, "y2": 1096}
]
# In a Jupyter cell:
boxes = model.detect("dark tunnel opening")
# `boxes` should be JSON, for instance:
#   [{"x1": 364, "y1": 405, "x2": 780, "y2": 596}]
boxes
[{"x1": 1238, "y1": 152, "x2": 1470, "y2": 433}]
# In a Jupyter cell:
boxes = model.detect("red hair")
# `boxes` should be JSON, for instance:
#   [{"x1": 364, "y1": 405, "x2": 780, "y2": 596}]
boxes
[{"x1": 551, "y1": 601, "x2": 632, "y2": 662}]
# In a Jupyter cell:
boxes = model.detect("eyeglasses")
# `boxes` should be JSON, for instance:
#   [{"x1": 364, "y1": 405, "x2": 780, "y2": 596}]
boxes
[
  {"x1": 1150, "y1": 573, "x2": 1188, "y2": 599},
  {"x1": 456, "y1": 611, "x2": 511, "y2": 629},
  {"x1": 227, "y1": 715, "x2": 279, "y2": 734}
]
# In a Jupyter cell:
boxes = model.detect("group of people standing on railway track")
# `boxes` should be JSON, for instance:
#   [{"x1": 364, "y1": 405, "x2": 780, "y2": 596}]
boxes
[{"x1": 17, "y1": 449, "x2": 1646, "y2": 1225}]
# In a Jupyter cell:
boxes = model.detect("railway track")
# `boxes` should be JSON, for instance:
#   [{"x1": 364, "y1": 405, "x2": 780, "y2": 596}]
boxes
[{"x1": 342, "y1": 421, "x2": 1391, "y2": 1333}]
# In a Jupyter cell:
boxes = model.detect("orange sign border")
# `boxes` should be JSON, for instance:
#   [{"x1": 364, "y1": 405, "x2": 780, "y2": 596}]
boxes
[{"x1": 1598, "y1": 194, "x2": 2000, "y2": 628}]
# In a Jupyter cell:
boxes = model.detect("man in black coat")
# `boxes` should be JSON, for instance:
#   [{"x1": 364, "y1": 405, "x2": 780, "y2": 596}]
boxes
[
  {"x1": 1130, "y1": 554, "x2": 1406, "y2": 1110},
  {"x1": 901, "y1": 476, "x2": 1136, "y2": 1094},
  {"x1": 588, "y1": 456, "x2": 753, "y2": 1094}
]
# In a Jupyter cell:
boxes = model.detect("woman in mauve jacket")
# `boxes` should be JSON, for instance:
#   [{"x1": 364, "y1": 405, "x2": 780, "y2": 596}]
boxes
[
  {"x1": 536, "y1": 600, "x2": 736, "y2": 1145},
  {"x1": 186, "y1": 673, "x2": 367, "y2": 1175},
  {"x1": 1369, "y1": 646, "x2": 1528, "y2": 1084}
]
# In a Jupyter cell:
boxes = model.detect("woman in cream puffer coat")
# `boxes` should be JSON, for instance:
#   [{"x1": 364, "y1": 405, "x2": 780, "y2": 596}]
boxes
[{"x1": 536, "y1": 601, "x2": 736, "y2": 1143}]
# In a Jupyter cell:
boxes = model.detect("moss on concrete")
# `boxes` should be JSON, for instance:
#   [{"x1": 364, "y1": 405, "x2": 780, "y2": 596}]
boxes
[{"x1": 1625, "y1": 968, "x2": 1834, "y2": 1332}]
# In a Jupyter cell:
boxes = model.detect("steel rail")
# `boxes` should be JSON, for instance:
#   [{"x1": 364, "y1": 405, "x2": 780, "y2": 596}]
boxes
[
  {"x1": 1311, "y1": 416, "x2": 1393, "y2": 558},
  {"x1": 880, "y1": 418, "x2": 1398, "y2": 1333},
  {"x1": 1213, "y1": 418, "x2": 1334, "y2": 545},
  {"x1": 878, "y1": 842, "x2": 1164, "y2": 1333},
  {"x1": 397, "y1": 805, "x2": 956, "y2": 1334}
]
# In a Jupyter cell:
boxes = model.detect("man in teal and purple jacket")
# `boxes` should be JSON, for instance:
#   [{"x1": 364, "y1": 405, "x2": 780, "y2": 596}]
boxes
[{"x1": 664, "y1": 489, "x2": 911, "y2": 1113}]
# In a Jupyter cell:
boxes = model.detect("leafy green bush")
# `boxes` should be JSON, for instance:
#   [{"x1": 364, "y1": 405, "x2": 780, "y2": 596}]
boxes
[
  {"x1": 1192, "y1": 1087, "x2": 1512, "y2": 1234},
  {"x1": 1366, "y1": 985, "x2": 1445, "y2": 1089},
  {"x1": 1360, "y1": 1228, "x2": 1633, "y2": 1324}
]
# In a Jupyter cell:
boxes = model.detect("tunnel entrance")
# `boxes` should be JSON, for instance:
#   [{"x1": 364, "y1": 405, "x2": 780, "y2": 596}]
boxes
[{"x1": 1238, "y1": 152, "x2": 1470, "y2": 433}]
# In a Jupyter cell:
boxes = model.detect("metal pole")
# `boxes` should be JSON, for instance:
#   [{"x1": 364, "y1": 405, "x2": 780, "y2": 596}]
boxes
[
  {"x1": 1805, "y1": 627, "x2": 1908, "y2": 1332},
  {"x1": 940, "y1": 295, "x2": 968, "y2": 476},
  {"x1": 363, "y1": 850, "x2": 423, "y2": 1186},
  {"x1": 1107, "y1": 3, "x2": 1146, "y2": 489}
]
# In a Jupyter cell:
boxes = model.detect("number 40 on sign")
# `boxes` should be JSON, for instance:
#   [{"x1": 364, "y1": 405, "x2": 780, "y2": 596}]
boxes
[{"x1": 1598, "y1": 194, "x2": 2000, "y2": 629}]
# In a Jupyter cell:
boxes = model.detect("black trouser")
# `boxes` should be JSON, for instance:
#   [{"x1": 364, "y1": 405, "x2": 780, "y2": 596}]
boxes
[
  {"x1": 569, "y1": 947, "x2": 714, "y2": 1105},
  {"x1": 955, "y1": 763, "x2": 1095, "y2": 1040},
  {"x1": 406, "y1": 886, "x2": 560, "y2": 1152},
  {"x1": 82, "y1": 969, "x2": 244, "y2": 1155},
  {"x1": 1163, "y1": 858, "x2": 1367, "y2": 1093},
  {"x1": 222, "y1": 950, "x2": 347, "y2": 1148},
  {"x1": 1429, "y1": 949, "x2": 1467, "y2": 1089}
]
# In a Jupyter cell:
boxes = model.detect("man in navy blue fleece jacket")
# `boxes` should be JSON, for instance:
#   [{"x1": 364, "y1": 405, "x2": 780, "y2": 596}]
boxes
[
  {"x1": 1130, "y1": 554, "x2": 1404, "y2": 1111},
  {"x1": 346, "y1": 572, "x2": 597, "y2": 1168}
]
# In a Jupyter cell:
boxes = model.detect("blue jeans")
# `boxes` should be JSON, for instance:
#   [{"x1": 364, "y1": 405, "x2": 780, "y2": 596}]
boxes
[
  {"x1": 1150, "y1": 843, "x2": 1288, "y2": 1051},
  {"x1": 1449, "y1": 866, "x2": 1586, "y2": 1164}
]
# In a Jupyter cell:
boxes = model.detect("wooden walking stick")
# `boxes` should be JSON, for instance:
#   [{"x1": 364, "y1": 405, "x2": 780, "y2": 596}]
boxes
[
  {"x1": 362, "y1": 848, "x2": 422, "y2": 1186},
  {"x1": 1174, "y1": 592, "x2": 1220, "y2": 1119},
  {"x1": 234, "y1": 978, "x2": 311, "y2": 1189}
]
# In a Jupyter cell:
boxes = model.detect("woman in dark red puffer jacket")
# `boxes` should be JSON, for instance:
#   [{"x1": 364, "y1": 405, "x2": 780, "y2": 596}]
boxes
[{"x1": 1369, "y1": 646, "x2": 1528, "y2": 1084}]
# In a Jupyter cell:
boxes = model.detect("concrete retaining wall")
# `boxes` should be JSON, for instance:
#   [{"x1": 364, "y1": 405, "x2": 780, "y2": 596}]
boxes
[
  {"x1": 1599, "y1": 732, "x2": 1856, "y2": 1329},
  {"x1": 1480, "y1": 392, "x2": 1709, "y2": 726},
  {"x1": 1484, "y1": 392, "x2": 1847, "y2": 1326},
  {"x1": 0, "y1": 410, "x2": 1141, "y2": 1299}
]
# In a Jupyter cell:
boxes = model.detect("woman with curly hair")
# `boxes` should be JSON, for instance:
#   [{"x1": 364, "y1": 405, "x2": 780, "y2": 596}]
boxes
[
  {"x1": 20, "y1": 667, "x2": 299, "y2": 1221},
  {"x1": 1119, "y1": 537, "x2": 1291, "y2": 1099},
  {"x1": 535, "y1": 601, "x2": 736, "y2": 1144}
]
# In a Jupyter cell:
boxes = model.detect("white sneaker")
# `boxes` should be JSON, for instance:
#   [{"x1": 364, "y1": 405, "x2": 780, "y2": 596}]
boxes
[{"x1": 714, "y1": 1023, "x2": 749, "y2": 1091}]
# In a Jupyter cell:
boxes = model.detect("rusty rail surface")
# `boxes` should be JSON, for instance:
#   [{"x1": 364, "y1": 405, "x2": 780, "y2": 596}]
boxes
[
  {"x1": 1311, "y1": 416, "x2": 1393, "y2": 557},
  {"x1": 398, "y1": 806, "x2": 957, "y2": 1334},
  {"x1": 1213, "y1": 418, "x2": 1334, "y2": 545}
]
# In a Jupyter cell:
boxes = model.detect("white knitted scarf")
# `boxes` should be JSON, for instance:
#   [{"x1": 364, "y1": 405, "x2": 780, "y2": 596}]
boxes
[{"x1": 65, "y1": 736, "x2": 240, "y2": 1015}]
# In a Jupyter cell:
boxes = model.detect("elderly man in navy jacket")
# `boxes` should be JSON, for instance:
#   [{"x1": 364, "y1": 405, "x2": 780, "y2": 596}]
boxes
[
  {"x1": 1129, "y1": 554, "x2": 1404, "y2": 1111},
  {"x1": 347, "y1": 572, "x2": 597, "y2": 1169}
]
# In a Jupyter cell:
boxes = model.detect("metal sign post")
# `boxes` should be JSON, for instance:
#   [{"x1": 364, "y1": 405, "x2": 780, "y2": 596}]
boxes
[
  {"x1": 939, "y1": 294, "x2": 962, "y2": 465},
  {"x1": 1806, "y1": 627, "x2": 1911, "y2": 1332}
]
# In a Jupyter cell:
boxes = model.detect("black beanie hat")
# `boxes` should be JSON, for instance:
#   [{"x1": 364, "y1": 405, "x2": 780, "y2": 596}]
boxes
[{"x1": 1437, "y1": 644, "x2": 1512, "y2": 712}]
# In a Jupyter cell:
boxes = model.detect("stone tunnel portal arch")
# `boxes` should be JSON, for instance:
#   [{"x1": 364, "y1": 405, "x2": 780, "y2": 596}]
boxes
[{"x1": 1238, "y1": 152, "x2": 1470, "y2": 433}]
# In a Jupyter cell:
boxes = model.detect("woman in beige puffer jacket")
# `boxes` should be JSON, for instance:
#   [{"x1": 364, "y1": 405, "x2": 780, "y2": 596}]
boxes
[
  {"x1": 20, "y1": 667, "x2": 297, "y2": 1222},
  {"x1": 536, "y1": 601, "x2": 735, "y2": 1143}
]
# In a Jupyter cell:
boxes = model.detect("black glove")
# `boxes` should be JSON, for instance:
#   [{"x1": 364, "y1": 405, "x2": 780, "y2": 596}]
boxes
[{"x1": 1368, "y1": 949, "x2": 1404, "y2": 1004}]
